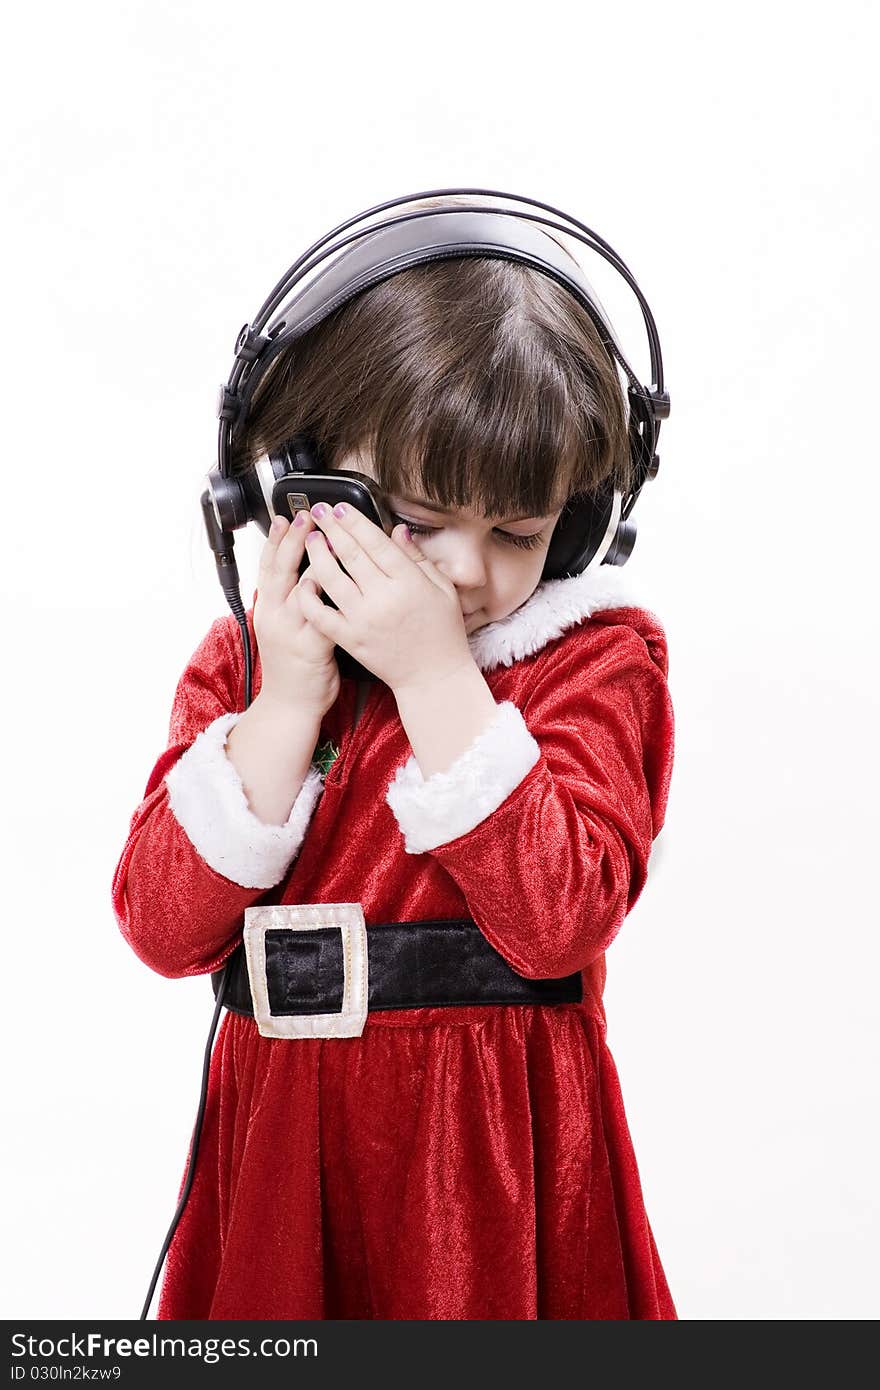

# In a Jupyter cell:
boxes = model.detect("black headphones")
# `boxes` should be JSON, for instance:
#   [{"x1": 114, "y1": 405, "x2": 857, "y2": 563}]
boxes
[
  {"x1": 201, "y1": 186, "x2": 669, "y2": 708},
  {"x1": 139, "y1": 187, "x2": 670, "y2": 1318}
]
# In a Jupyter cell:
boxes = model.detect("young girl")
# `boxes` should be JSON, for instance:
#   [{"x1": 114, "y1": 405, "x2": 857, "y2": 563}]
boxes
[{"x1": 111, "y1": 221, "x2": 676, "y2": 1320}]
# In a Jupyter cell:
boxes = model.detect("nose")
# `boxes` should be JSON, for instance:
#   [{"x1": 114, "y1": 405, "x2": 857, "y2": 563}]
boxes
[{"x1": 437, "y1": 536, "x2": 488, "y2": 591}]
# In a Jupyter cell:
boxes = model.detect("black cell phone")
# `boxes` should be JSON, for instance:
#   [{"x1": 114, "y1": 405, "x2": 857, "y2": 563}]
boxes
[
  {"x1": 270, "y1": 468, "x2": 398, "y2": 683},
  {"x1": 271, "y1": 469, "x2": 398, "y2": 597}
]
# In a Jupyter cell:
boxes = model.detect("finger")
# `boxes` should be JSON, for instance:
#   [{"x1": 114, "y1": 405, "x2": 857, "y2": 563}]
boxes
[
  {"x1": 261, "y1": 510, "x2": 314, "y2": 596},
  {"x1": 310, "y1": 501, "x2": 409, "y2": 581},
  {"x1": 392, "y1": 520, "x2": 427, "y2": 559},
  {"x1": 293, "y1": 558, "x2": 318, "y2": 593},
  {"x1": 297, "y1": 575, "x2": 346, "y2": 644},
  {"x1": 303, "y1": 528, "x2": 362, "y2": 611},
  {"x1": 306, "y1": 502, "x2": 385, "y2": 589},
  {"x1": 390, "y1": 520, "x2": 452, "y2": 592},
  {"x1": 276, "y1": 509, "x2": 316, "y2": 554},
  {"x1": 259, "y1": 514, "x2": 290, "y2": 569}
]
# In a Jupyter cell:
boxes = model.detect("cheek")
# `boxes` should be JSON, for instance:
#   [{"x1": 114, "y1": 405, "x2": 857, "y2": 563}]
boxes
[
  {"x1": 522, "y1": 545, "x2": 552, "y2": 595},
  {"x1": 498, "y1": 549, "x2": 546, "y2": 594}
]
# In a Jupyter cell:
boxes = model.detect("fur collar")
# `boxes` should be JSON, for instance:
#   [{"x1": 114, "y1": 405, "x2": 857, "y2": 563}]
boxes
[{"x1": 466, "y1": 562, "x2": 647, "y2": 674}]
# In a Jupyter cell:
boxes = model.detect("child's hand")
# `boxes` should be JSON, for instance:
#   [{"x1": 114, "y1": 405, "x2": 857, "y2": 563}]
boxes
[
  {"x1": 253, "y1": 511, "x2": 341, "y2": 716},
  {"x1": 296, "y1": 502, "x2": 473, "y2": 695}
]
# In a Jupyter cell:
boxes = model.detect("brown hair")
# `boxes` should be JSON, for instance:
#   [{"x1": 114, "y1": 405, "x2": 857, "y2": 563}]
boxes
[{"x1": 230, "y1": 194, "x2": 632, "y2": 519}]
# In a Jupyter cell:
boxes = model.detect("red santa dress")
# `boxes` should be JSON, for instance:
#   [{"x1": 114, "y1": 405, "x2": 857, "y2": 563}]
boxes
[{"x1": 111, "y1": 561, "x2": 677, "y2": 1320}]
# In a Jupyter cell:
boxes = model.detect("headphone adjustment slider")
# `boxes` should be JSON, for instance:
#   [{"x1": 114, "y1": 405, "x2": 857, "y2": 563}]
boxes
[
  {"x1": 646, "y1": 388, "x2": 671, "y2": 420},
  {"x1": 627, "y1": 385, "x2": 670, "y2": 426},
  {"x1": 216, "y1": 384, "x2": 241, "y2": 424},
  {"x1": 234, "y1": 323, "x2": 270, "y2": 363}
]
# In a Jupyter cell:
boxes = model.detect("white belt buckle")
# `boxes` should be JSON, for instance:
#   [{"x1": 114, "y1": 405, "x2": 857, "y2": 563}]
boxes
[{"x1": 243, "y1": 902, "x2": 368, "y2": 1039}]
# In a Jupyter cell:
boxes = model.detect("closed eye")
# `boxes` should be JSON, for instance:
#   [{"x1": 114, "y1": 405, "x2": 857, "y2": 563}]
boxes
[{"x1": 391, "y1": 513, "x2": 545, "y2": 551}]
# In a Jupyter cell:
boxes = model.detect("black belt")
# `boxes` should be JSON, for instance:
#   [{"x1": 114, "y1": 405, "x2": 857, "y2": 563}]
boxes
[{"x1": 212, "y1": 908, "x2": 582, "y2": 1038}]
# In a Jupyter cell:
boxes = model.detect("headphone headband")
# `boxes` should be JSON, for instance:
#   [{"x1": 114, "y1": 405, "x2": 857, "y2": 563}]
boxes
[{"x1": 216, "y1": 188, "x2": 670, "y2": 503}]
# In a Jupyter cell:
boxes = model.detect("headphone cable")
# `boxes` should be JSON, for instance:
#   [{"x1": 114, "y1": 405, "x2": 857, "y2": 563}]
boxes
[{"x1": 139, "y1": 958, "x2": 232, "y2": 1320}]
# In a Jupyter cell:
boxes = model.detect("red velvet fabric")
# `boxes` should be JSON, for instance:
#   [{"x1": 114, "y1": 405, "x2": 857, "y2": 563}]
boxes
[{"x1": 112, "y1": 600, "x2": 676, "y2": 1319}]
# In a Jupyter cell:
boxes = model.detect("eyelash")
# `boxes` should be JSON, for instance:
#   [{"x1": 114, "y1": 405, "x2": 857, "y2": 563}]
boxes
[{"x1": 391, "y1": 514, "x2": 545, "y2": 551}]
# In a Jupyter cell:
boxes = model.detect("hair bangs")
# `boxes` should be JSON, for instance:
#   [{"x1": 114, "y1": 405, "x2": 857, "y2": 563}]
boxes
[{"x1": 364, "y1": 332, "x2": 593, "y2": 520}]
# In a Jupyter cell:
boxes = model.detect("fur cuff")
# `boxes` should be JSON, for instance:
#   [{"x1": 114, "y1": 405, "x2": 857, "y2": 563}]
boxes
[
  {"x1": 385, "y1": 701, "x2": 540, "y2": 854},
  {"x1": 164, "y1": 711, "x2": 325, "y2": 889}
]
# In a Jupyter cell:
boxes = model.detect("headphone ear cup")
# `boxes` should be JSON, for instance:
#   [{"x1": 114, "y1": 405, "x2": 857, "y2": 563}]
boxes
[
  {"x1": 541, "y1": 484, "x2": 618, "y2": 580},
  {"x1": 244, "y1": 433, "x2": 324, "y2": 538},
  {"x1": 281, "y1": 432, "x2": 322, "y2": 472}
]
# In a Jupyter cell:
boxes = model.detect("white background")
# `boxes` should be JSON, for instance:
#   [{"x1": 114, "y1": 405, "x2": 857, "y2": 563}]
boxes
[{"x1": 2, "y1": 0, "x2": 877, "y2": 1323}]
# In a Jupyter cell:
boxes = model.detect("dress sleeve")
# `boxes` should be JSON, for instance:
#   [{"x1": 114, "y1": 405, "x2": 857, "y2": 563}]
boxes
[
  {"x1": 111, "y1": 615, "x2": 325, "y2": 979},
  {"x1": 384, "y1": 620, "x2": 674, "y2": 979}
]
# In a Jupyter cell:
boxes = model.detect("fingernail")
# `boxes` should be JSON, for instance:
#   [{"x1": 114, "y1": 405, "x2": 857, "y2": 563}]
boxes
[
  {"x1": 332, "y1": 503, "x2": 347, "y2": 518},
  {"x1": 311, "y1": 502, "x2": 328, "y2": 518},
  {"x1": 402, "y1": 524, "x2": 412, "y2": 541},
  {"x1": 271, "y1": 515, "x2": 285, "y2": 532},
  {"x1": 293, "y1": 511, "x2": 306, "y2": 527}
]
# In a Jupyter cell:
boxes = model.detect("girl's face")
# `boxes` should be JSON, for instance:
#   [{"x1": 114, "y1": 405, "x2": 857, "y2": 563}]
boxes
[{"x1": 336, "y1": 448, "x2": 566, "y2": 634}]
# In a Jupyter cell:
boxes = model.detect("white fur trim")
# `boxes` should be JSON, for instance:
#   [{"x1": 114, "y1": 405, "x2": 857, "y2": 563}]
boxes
[
  {"x1": 164, "y1": 711, "x2": 326, "y2": 889},
  {"x1": 385, "y1": 701, "x2": 540, "y2": 854},
  {"x1": 467, "y1": 561, "x2": 645, "y2": 672}
]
